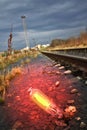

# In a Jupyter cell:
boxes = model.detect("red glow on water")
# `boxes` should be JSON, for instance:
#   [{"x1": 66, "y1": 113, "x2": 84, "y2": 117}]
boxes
[
  {"x1": 29, "y1": 111, "x2": 40, "y2": 123},
  {"x1": 6, "y1": 57, "x2": 74, "y2": 128}
]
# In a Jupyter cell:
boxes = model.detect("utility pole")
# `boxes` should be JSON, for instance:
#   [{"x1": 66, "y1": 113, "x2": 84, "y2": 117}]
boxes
[
  {"x1": 21, "y1": 16, "x2": 29, "y2": 50},
  {"x1": 8, "y1": 24, "x2": 13, "y2": 54}
]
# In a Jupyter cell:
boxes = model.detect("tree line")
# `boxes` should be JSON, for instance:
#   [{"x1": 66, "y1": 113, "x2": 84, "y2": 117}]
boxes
[{"x1": 50, "y1": 31, "x2": 87, "y2": 48}]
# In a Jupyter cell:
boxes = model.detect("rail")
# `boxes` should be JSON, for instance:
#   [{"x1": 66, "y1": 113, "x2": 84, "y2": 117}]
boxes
[
  {"x1": 41, "y1": 51, "x2": 87, "y2": 72},
  {"x1": 50, "y1": 47, "x2": 87, "y2": 58}
]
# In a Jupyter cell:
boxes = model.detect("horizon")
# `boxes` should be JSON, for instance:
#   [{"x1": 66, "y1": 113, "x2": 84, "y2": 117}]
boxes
[{"x1": 0, "y1": 0, "x2": 87, "y2": 52}]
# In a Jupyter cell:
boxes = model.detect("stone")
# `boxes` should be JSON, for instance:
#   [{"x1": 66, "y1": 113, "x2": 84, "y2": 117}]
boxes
[
  {"x1": 76, "y1": 76, "x2": 82, "y2": 80},
  {"x1": 69, "y1": 86, "x2": 73, "y2": 89},
  {"x1": 47, "y1": 71, "x2": 55, "y2": 75},
  {"x1": 7, "y1": 94, "x2": 12, "y2": 97},
  {"x1": 70, "y1": 88, "x2": 78, "y2": 94},
  {"x1": 80, "y1": 122, "x2": 86, "y2": 128},
  {"x1": 59, "y1": 66, "x2": 65, "y2": 70},
  {"x1": 60, "y1": 88, "x2": 65, "y2": 92},
  {"x1": 56, "y1": 71, "x2": 60, "y2": 74},
  {"x1": 7, "y1": 103, "x2": 11, "y2": 107},
  {"x1": 75, "y1": 117, "x2": 81, "y2": 121},
  {"x1": 55, "y1": 81, "x2": 60, "y2": 87},
  {"x1": 15, "y1": 96, "x2": 21, "y2": 101},
  {"x1": 64, "y1": 70, "x2": 72, "y2": 74},
  {"x1": 67, "y1": 100, "x2": 75, "y2": 104},
  {"x1": 64, "y1": 106, "x2": 76, "y2": 116},
  {"x1": 85, "y1": 80, "x2": 87, "y2": 85},
  {"x1": 55, "y1": 63, "x2": 61, "y2": 67},
  {"x1": 77, "y1": 93, "x2": 81, "y2": 96}
]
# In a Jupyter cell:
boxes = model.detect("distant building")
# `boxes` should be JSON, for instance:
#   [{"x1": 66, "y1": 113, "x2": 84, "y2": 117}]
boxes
[
  {"x1": 21, "y1": 46, "x2": 29, "y2": 52},
  {"x1": 35, "y1": 44, "x2": 50, "y2": 50}
]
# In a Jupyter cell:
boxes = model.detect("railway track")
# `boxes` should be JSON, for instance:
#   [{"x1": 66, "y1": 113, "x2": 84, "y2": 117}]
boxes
[{"x1": 41, "y1": 51, "x2": 87, "y2": 72}]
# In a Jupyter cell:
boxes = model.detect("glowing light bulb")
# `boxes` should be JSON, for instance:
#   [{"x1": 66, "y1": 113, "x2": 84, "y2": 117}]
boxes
[{"x1": 28, "y1": 87, "x2": 63, "y2": 119}]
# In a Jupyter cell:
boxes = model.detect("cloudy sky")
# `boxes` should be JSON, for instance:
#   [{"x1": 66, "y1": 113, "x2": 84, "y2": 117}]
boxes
[{"x1": 0, "y1": 0, "x2": 87, "y2": 51}]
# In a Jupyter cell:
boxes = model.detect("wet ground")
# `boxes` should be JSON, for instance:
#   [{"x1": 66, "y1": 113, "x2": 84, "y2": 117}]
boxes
[{"x1": 0, "y1": 54, "x2": 87, "y2": 130}]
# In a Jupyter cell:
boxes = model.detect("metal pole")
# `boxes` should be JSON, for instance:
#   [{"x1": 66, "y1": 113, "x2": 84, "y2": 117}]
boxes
[{"x1": 21, "y1": 16, "x2": 29, "y2": 50}]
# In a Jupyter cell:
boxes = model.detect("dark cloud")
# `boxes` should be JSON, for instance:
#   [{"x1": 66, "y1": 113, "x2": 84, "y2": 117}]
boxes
[{"x1": 0, "y1": 0, "x2": 87, "y2": 51}]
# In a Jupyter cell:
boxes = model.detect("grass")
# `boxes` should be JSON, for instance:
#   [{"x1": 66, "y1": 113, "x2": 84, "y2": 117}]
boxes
[{"x1": 0, "y1": 49, "x2": 39, "y2": 104}]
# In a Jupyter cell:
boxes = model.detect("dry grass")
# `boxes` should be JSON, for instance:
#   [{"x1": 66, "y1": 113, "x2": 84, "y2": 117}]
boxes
[
  {"x1": 0, "y1": 67, "x2": 22, "y2": 103},
  {"x1": 5, "y1": 67, "x2": 22, "y2": 81}
]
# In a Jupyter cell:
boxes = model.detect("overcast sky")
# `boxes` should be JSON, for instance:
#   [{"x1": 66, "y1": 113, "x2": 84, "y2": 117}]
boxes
[{"x1": 0, "y1": 0, "x2": 87, "y2": 51}]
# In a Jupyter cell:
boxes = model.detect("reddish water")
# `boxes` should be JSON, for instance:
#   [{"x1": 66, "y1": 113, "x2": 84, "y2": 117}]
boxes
[{"x1": 0, "y1": 55, "x2": 87, "y2": 130}]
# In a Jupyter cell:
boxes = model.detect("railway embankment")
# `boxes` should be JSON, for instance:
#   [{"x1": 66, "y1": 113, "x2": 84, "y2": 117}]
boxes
[{"x1": 41, "y1": 49, "x2": 87, "y2": 76}]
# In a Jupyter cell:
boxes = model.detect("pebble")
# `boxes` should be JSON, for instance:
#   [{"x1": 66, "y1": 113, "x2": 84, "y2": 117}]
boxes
[
  {"x1": 7, "y1": 94, "x2": 12, "y2": 97},
  {"x1": 55, "y1": 81, "x2": 60, "y2": 87},
  {"x1": 47, "y1": 71, "x2": 55, "y2": 74},
  {"x1": 67, "y1": 100, "x2": 75, "y2": 104},
  {"x1": 75, "y1": 117, "x2": 81, "y2": 121},
  {"x1": 55, "y1": 63, "x2": 61, "y2": 67},
  {"x1": 60, "y1": 88, "x2": 65, "y2": 92},
  {"x1": 76, "y1": 76, "x2": 82, "y2": 80},
  {"x1": 64, "y1": 70, "x2": 72, "y2": 74},
  {"x1": 64, "y1": 106, "x2": 76, "y2": 116},
  {"x1": 69, "y1": 86, "x2": 73, "y2": 89},
  {"x1": 65, "y1": 106, "x2": 76, "y2": 113},
  {"x1": 59, "y1": 66, "x2": 65, "y2": 70},
  {"x1": 80, "y1": 122, "x2": 86, "y2": 128},
  {"x1": 70, "y1": 88, "x2": 78, "y2": 94},
  {"x1": 56, "y1": 71, "x2": 60, "y2": 74},
  {"x1": 85, "y1": 80, "x2": 87, "y2": 85},
  {"x1": 77, "y1": 93, "x2": 81, "y2": 96},
  {"x1": 15, "y1": 96, "x2": 21, "y2": 101},
  {"x1": 7, "y1": 103, "x2": 11, "y2": 107},
  {"x1": 47, "y1": 71, "x2": 52, "y2": 74}
]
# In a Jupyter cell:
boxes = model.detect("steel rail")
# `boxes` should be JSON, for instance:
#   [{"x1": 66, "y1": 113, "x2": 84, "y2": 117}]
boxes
[{"x1": 41, "y1": 51, "x2": 87, "y2": 72}]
